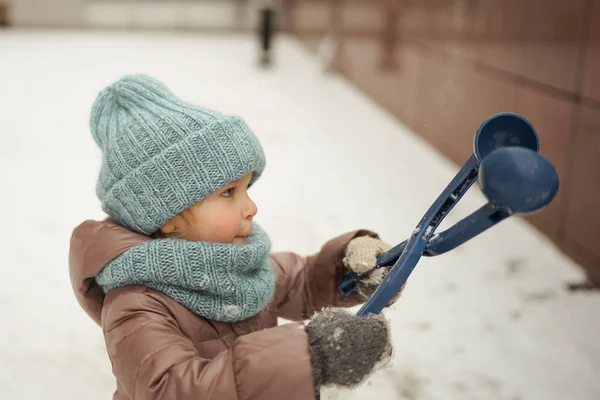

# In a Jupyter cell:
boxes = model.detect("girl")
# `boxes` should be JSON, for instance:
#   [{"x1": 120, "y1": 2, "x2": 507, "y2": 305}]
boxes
[{"x1": 69, "y1": 74, "x2": 400, "y2": 399}]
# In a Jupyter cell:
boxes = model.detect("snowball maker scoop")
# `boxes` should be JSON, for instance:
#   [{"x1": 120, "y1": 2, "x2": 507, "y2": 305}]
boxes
[{"x1": 339, "y1": 113, "x2": 560, "y2": 316}]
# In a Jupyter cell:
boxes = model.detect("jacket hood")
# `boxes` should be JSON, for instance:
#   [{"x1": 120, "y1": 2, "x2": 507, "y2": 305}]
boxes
[{"x1": 68, "y1": 219, "x2": 150, "y2": 325}]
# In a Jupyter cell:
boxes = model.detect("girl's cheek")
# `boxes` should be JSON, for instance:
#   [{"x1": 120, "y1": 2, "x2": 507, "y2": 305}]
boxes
[{"x1": 215, "y1": 214, "x2": 242, "y2": 239}]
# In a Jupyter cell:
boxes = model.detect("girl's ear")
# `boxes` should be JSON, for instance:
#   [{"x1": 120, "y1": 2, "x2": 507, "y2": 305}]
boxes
[{"x1": 160, "y1": 218, "x2": 177, "y2": 236}]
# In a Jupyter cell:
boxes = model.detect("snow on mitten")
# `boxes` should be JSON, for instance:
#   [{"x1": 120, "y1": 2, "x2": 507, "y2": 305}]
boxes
[
  {"x1": 343, "y1": 236, "x2": 392, "y2": 275},
  {"x1": 343, "y1": 236, "x2": 404, "y2": 303},
  {"x1": 305, "y1": 308, "x2": 392, "y2": 393}
]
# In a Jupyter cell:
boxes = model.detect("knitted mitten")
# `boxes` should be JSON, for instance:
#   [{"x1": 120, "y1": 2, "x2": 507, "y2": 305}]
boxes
[
  {"x1": 343, "y1": 236, "x2": 404, "y2": 302},
  {"x1": 305, "y1": 308, "x2": 392, "y2": 393}
]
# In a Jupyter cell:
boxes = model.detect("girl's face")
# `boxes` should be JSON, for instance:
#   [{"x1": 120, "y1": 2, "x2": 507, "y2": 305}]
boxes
[{"x1": 159, "y1": 173, "x2": 258, "y2": 245}]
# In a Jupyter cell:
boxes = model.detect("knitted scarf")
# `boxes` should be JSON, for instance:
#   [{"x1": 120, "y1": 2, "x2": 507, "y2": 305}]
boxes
[{"x1": 95, "y1": 224, "x2": 275, "y2": 322}]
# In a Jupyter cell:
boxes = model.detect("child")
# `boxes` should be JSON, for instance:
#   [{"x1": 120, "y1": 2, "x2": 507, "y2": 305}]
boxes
[{"x1": 69, "y1": 74, "x2": 401, "y2": 400}]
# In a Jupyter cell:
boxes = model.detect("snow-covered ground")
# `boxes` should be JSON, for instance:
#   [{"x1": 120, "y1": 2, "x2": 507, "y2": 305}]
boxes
[{"x1": 0, "y1": 30, "x2": 598, "y2": 400}]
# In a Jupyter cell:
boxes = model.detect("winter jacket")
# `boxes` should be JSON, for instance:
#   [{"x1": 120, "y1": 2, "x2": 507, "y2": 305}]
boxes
[{"x1": 69, "y1": 219, "x2": 376, "y2": 400}]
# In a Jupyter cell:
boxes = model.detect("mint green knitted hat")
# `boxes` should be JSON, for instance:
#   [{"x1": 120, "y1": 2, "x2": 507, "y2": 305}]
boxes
[{"x1": 90, "y1": 74, "x2": 266, "y2": 235}]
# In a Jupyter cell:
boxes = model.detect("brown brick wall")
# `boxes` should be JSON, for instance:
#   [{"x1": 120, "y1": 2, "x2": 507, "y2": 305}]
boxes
[{"x1": 292, "y1": 0, "x2": 600, "y2": 284}]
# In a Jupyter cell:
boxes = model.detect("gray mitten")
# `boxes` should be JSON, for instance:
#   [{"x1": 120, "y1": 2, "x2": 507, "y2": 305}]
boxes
[
  {"x1": 343, "y1": 236, "x2": 404, "y2": 303},
  {"x1": 305, "y1": 308, "x2": 392, "y2": 393}
]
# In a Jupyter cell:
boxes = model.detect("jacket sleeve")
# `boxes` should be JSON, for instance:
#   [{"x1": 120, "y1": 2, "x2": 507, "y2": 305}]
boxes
[
  {"x1": 102, "y1": 290, "x2": 316, "y2": 400},
  {"x1": 269, "y1": 230, "x2": 378, "y2": 321}
]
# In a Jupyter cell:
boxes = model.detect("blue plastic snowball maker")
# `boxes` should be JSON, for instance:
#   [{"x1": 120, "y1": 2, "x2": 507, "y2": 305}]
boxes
[{"x1": 338, "y1": 113, "x2": 559, "y2": 317}]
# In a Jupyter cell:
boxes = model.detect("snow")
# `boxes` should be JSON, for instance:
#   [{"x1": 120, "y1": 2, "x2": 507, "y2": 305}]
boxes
[
  {"x1": 0, "y1": 29, "x2": 599, "y2": 400},
  {"x1": 333, "y1": 327, "x2": 344, "y2": 341}
]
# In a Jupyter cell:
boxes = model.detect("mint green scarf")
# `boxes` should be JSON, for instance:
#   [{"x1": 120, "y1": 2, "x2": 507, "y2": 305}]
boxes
[{"x1": 95, "y1": 223, "x2": 275, "y2": 322}]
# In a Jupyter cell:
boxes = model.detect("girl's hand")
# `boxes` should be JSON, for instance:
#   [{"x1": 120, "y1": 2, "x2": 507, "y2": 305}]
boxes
[
  {"x1": 343, "y1": 236, "x2": 404, "y2": 305},
  {"x1": 305, "y1": 308, "x2": 392, "y2": 392}
]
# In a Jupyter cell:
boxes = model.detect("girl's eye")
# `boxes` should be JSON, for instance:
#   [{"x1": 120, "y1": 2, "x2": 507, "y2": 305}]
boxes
[{"x1": 222, "y1": 188, "x2": 235, "y2": 198}]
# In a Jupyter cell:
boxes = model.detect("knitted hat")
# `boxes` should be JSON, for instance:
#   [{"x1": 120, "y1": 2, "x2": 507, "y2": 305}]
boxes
[{"x1": 90, "y1": 74, "x2": 266, "y2": 235}]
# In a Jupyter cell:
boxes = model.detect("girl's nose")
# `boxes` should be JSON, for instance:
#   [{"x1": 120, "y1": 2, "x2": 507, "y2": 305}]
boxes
[{"x1": 244, "y1": 197, "x2": 258, "y2": 220}]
